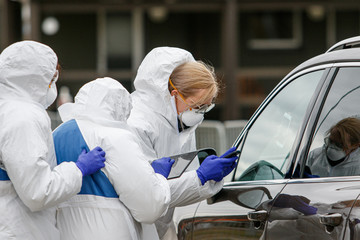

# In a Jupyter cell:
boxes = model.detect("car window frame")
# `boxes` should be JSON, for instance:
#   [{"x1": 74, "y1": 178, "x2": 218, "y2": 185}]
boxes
[
  {"x1": 230, "y1": 64, "x2": 332, "y2": 182},
  {"x1": 294, "y1": 62, "x2": 360, "y2": 180}
]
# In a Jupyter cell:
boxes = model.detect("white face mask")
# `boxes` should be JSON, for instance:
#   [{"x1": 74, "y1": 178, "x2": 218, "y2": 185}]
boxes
[
  {"x1": 326, "y1": 143, "x2": 347, "y2": 161},
  {"x1": 45, "y1": 83, "x2": 57, "y2": 109},
  {"x1": 179, "y1": 109, "x2": 204, "y2": 127},
  {"x1": 44, "y1": 70, "x2": 58, "y2": 109}
]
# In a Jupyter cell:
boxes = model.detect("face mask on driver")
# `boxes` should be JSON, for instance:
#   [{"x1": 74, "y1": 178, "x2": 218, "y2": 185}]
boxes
[{"x1": 326, "y1": 142, "x2": 347, "y2": 161}]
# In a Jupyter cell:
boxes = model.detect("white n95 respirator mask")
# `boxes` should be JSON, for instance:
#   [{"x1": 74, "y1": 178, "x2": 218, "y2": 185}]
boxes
[
  {"x1": 45, "y1": 85, "x2": 57, "y2": 109},
  {"x1": 324, "y1": 136, "x2": 347, "y2": 161},
  {"x1": 326, "y1": 144, "x2": 347, "y2": 161},
  {"x1": 44, "y1": 70, "x2": 59, "y2": 109},
  {"x1": 179, "y1": 109, "x2": 204, "y2": 127}
]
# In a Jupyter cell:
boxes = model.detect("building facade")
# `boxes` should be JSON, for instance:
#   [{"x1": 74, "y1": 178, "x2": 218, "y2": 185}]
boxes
[{"x1": 1, "y1": 0, "x2": 359, "y2": 120}]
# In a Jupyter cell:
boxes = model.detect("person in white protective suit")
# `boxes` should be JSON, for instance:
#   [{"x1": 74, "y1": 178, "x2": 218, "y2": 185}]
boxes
[
  {"x1": 307, "y1": 117, "x2": 360, "y2": 177},
  {"x1": 127, "y1": 47, "x2": 238, "y2": 239},
  {"x1": 53, "y1": 77, "x2": 173, "y2": 240},
  {"x1": 0, "y1": 41, "x2": 106, "y2": 240}
]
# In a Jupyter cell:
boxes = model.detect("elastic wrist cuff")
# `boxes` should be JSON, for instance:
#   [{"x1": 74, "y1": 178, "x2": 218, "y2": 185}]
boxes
[{"x1": 196, "y1": 170, "x2": 206, "y2": 185}]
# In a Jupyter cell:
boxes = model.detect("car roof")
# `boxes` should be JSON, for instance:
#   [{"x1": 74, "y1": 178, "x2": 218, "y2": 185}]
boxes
[{"x1": 283, "y1": 44, "x2": 360, "y2": 81}]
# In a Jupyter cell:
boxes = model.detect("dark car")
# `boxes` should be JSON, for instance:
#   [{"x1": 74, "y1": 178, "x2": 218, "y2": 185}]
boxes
[{"x1": 173, "y1": 36, "x2": 360, "y2": 240}]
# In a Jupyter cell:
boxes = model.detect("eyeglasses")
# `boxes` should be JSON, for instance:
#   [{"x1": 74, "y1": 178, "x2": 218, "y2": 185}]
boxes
[
  {"x1": 169, "y1": 78, "x2": 215, "y2": 114},
  {"x1": 324, "y1": 136, "x2": 343, "y2": 149},
  {"x1": 194, "y1": 103, "x2": 215, "y2": 114},
  {"x1": 176, "y1": 94, "x2": 215, "y2": 113}
]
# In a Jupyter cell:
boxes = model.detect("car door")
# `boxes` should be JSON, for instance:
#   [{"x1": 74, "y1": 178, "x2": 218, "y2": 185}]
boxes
[
  {"x1": 265, "y1": 65, "x2": 360, "y2": 240},
  {"x1": 179, "y1": 68, "x2": 327, "y2": 240}
]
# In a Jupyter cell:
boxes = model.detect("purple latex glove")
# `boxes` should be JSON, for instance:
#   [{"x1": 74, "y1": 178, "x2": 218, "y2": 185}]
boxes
[
  {"x1": 196, "y1": 147, "x2": 238, "y2": 185},
  {"x1": 151, "y1": 157, "x2": 175, "y2": 178},
  {"x1": 272, "y1": 194, "x2": 317, "y2": 215},
  {"x1": 76, "y1": 146, "x2": 106, "y2": 177}
]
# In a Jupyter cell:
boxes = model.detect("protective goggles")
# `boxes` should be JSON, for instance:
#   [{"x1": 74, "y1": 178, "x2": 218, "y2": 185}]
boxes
[
  {"x1": 169, "y1": 78, "x2": 215, "y2": 114},
  {"x1": 324, "y1": 136, "x2": 343, "y2": 150},
  {"x1": 194, "y1": 103, "x2": 215, "y2": 114}
]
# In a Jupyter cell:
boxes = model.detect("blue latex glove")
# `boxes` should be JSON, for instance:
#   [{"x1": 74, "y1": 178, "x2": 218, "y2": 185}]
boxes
[
  {"x1": 220, "y1": 147, "x2": 238, "y2": 158},
  {"x1": 76, "y1": 146, "x2": 106, "y2": 177},
  {"x1": 196, "y1": 147, "x2": 238, "y2": 185},
  {"x1": 151, "y1": 157, "x2": 175, "y2": 178},
  {"x1": 220, "y1": 147, "x2": 238, "y2": 177}
]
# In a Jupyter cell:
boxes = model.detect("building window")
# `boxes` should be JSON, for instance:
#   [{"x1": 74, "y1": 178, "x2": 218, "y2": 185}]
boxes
[
  {"x1": 243, "y1": 10, "x2": 302, "y2": 49},
  {"x1": 144, "y1": 11, "x2": 221, "y2": 67},
  {"x1": 106, "y1": 13, "x2": 132, "y2": 70},
  {"x1": 41, "y1": 13, "x2": 97, "y2": 70}
]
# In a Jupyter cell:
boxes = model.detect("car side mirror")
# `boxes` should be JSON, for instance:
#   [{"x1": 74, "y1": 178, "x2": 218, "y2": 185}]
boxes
[
  {"x1": 197, "y1": 148, "x2": 217, "y2": 164},
  {"x1": 207, "y1": 187, "x2": 272, "y2": 209}
]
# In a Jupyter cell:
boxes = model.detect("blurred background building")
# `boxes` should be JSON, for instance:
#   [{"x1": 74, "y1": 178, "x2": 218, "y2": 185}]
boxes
[{"x1": 0, "y1": 0, "x2": 359, "y2": 123}]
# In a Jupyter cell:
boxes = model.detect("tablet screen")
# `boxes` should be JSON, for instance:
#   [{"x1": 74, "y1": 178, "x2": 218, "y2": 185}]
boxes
[{"x1": 167, "y1": 150, "x2": 199, "y2": 179}]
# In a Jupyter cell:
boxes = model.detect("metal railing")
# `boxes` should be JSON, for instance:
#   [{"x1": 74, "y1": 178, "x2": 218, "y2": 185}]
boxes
[{"x1": 195, "y1": 119, "x2": 247, "y2": 155}]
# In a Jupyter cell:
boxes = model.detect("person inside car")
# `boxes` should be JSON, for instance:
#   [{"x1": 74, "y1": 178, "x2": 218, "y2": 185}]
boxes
[{"x1": 307, "y1": 117, "x2": 360, "y2": 177}]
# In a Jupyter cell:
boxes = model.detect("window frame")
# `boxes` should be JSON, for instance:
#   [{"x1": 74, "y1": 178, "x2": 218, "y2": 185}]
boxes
[
  {"x1": 289, "y1": 63, "x2": 360, "y2": 180},
  {"x1": 298, "y1": 64, "x2": 360, "y2": 179},
  {"x1": 231, "y1": 64, "x2": 332, "y2": 182},
  {"x1": 246, "y1": 10, "x2": 303, "y2": 50}
]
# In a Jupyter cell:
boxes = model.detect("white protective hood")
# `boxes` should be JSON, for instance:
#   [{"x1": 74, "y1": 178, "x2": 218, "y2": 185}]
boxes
[
  {"x1": 132, "y1": 47, "x2": 195, "y2": 129},
  {"x1": 0, "y1": 41, "x2": 58, "y2": 108},
  {"x1": 59, "y1": 77, "x2": 132, "y2": 126}
]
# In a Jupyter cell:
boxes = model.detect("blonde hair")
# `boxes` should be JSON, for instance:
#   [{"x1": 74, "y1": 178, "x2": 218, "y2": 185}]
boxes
[{"x1": 168, "y1": 61, "x2": 218, "y2": 105}]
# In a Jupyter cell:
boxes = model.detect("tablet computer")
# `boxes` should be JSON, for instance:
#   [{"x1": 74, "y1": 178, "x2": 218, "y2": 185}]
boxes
[{"x1": 166, "y1": 148, "x2": 217, "y2": 179}]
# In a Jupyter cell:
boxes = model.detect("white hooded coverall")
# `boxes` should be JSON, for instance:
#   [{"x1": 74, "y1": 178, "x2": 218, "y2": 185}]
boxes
[
  {"x1": 54, "y1": 78, "x2": 171, "y2": 240},
  {"x1": 127, "y1": 47, "x2": 223, "y2": 239},
  {"x1": 0, "y1": 41, "x2": 83, "y2": 240}
]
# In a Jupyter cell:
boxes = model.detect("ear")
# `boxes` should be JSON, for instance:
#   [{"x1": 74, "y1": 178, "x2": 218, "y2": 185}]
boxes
[{"x1": 170, "y1": 90, "x2": 178, "y2": 96}]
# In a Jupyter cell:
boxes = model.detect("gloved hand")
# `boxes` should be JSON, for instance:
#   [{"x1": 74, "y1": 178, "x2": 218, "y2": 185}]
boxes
[
  {"x1": 271, "y1": 194, "x2": 318, "y2": 216},
  {"x1": 291, "y1": 197, "x2": 318, "y2": 215},
  {"x1": 196, "y1": 147, "x2": 238, "y2": 185},
  {"x1": 76, "y1": 146, "x2": 106, "y2": 177},
  {"x1": 151, "y1": 157, "x2": 175, "y2": 178},
  {"x1": 219, "y1": 147, "x2": 239, "y2": 177},
  {"x1": 220, "y1": 147, "x2": 238, "y2": 158}
]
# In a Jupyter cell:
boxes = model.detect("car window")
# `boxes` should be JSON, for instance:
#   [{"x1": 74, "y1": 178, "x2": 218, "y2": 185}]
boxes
[
  {"x1": 234, "y1": 70, "x2": 324, "y2": 181},
  {"x1": 306, "y1": 67, "x2": 360, "y2": 178}
]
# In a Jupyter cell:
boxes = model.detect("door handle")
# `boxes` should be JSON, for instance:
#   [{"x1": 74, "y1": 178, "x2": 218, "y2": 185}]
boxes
[
  {"x1": 247, "y1": 210, "x2": 268, "y2": 229},
  {"x1": 319, "y1": 213, "x2": 342, "y2": 233}
]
